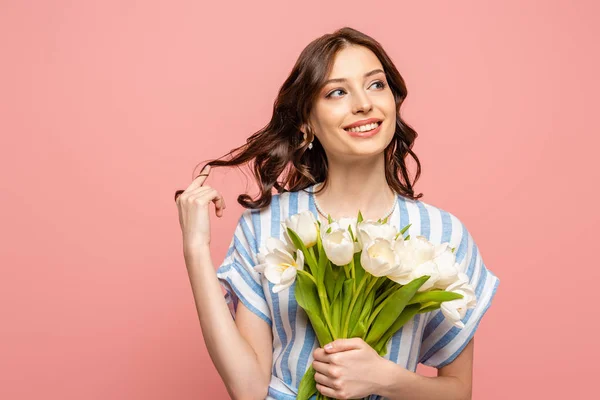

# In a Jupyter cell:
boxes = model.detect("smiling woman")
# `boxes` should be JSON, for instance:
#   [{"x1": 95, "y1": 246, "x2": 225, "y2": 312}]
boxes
[
  {"x1": 176, "y1": 27, "x2": 423, "y2": 210},
  {"x1": 175, "y1": 26, "x2": 499, "y2": 400}
]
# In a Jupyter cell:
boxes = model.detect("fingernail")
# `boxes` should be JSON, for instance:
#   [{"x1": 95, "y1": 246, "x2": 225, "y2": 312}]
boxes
[{"x1": 324, "y1": 344, "x2": 333, "y2": 351}]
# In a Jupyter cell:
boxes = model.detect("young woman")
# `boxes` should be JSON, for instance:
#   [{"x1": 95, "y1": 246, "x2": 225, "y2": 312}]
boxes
[{"x1": 175, "y1": 27, "x2": 500, "y2": 400}]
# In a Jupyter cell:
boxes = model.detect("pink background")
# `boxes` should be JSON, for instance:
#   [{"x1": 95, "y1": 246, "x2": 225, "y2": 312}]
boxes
[{"x1": 2, "y1": 0, "x2": 598, "y2": 398}]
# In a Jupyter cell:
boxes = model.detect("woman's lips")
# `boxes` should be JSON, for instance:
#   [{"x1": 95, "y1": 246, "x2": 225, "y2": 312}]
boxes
[{"x1": 344, "y1": 121, "x2": 382, "y2": 138}]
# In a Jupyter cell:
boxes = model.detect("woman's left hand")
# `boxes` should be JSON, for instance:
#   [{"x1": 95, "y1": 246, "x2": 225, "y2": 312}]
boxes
[{"x1": 312, "y1": 337, "x2": 399, "y2": 399}]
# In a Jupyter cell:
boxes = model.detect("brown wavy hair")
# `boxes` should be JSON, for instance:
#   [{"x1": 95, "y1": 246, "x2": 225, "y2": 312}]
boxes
[{"x1": 175, "y1": 26, "x2": 423, "y2": 209}]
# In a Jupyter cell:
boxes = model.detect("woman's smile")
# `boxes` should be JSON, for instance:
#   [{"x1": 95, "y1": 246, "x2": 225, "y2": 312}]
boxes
[{"x1": 343, "y1": 120, "x2": 383, "y2": 138}]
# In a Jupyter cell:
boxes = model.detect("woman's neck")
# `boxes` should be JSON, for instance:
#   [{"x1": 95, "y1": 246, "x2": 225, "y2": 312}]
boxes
[{"x1": 312, "y1": 156, "x2": 397, "y2": 222}]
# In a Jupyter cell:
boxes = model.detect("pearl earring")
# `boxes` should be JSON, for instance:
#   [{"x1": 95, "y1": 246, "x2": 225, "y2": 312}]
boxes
[{"x1": 303, "y1": 132, "x2": 313, "y2": 150}]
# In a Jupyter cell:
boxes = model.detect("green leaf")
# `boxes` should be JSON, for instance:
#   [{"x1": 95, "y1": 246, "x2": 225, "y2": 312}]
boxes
[
  {"x1": 400, "y1": 223, "x2": 412, "y2": 235},
  {"x1": 286, "y1": 226, "x2": 304, "y2": 251},
  {"x1": 351, "y1": 289, "x2": 375, "y2": 338},
  {"x1": 418, "y1": 301, "x2": 442, "y2": 314},
  {"x1": 295, "y1": 271, "x2": 333, "y2": 345},
  {"x1": 353, "y1": 252, "x2": 365, "y2": 287},
  {"x1": 348, "y1": 224, "x2": 356, "y2": 242},
  {"x1": 297, "y1": 365, "x2": 318, "y2": 399},
  {"x1": 357, "y1": 210, "x2": 364, "y2": 223},
  {"x1": 394, "y1": 223, "x2": 412, "y2": 241},
  {"x1": 332, "y1": 273, "x2": 345, "y2": 303},
  {"x1": 286, "y1": 227, "x2": 317, "y2": 273},
  {"x1": 323, "y1": 261, "x2": 336, "y2": 302},
  {"x1": 371, "y1": 276, "x2": 387, "y2": 295},
  {"x1": 375, "y1": 279, "x2": 397, "y2": 304},
  {"x1": 348, "y1": 275, "x2": 370, "y2": 333},
  {"x1": 365, "y1": 275, "x2": 430, "y2": 345},
  {"x1": 331, "y1": 294, "x2": 342, "y2": 334},
  {"x1": 341, "y1": 279, "x2": 354, "y2": 329},
  {"x1": 315, "y1": 232, "x2": 328, "y2": 283},
  {"x1": 351, "y1": 319, "x2": 368, "y2": 339},
  {"x1": 408, "y1": 290, "x2": 464, "y2": 305},
  {"x1": 373, "y1": 304, "x2": 421, "y2": 356}
]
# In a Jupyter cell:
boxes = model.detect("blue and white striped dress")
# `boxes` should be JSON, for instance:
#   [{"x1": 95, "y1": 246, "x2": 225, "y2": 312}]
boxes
[{"x1": 216, "y1": 183, "x2": 500, "y2": 400}]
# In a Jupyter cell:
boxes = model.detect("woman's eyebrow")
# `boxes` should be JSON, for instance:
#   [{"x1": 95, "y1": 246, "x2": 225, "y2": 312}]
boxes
[{"x1": 323, "y1": 69, "x2": 385, "y2": 85}]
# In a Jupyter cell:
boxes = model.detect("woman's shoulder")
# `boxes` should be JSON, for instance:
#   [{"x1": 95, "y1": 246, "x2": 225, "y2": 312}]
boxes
[
  {"x1": 398, "y1": 195, "x2": 464, "y2": 224},
  {"x1": 237, "y1": 187, "x2": 313, "y2": 230},
  {"x1": 396, "y1": 195, "x2": 471, "y2": 248}
]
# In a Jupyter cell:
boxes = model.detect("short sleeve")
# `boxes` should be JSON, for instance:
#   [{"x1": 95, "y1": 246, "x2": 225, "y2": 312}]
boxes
[
  {"x1": 418, "y1": 221, "x2": 500, "y2": 368},
  {"x1": 215, "y1": 209, "x2": 272, "y2": 327}
]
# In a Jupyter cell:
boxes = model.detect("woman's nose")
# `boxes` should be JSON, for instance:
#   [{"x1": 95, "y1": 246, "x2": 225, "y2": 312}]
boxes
[{"x1": 352, "y1": 91, "x2": 373, "y2": 114}]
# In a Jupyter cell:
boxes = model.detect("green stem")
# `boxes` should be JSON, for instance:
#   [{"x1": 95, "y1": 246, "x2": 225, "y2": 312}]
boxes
[
  {"x1": 372, "y1": 276, "x2": 386, "y2": 293},
  {"x1": 296, "y1": 269, "x2": 316, "y2": 285},
  {"x1": 297, "y1": 267, "x2": 337, "y2": 340},
  {"x1": 318, "y1": 283, "x2": 337, "y2": 339},
  {"x1": 342, "y1": 273, "x2": 369, "y2": 337},
  {"x1": 308, "y1": 246, "x2": 318, "y2": 268},
  {"x1": 364, "y1": 276, "x2": 379, "y2": 299},
  {"x1": 350, "y1": 257, "x2": 356, "y2": 287},
  {"x1": 343, "y1": 264, "x2": 351, "y2": 279}
]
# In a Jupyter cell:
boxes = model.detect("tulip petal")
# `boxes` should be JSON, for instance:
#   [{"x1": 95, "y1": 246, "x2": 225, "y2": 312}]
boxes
[
  {"x1": 280, "y1": 265, "x2": 297, "y2": 284},
  {"x1": 273, "y1": 281, "x2": 293, "y2": 293},
  {"x1": 264, "y1": 264, "x2": 283, "y2": 284}
]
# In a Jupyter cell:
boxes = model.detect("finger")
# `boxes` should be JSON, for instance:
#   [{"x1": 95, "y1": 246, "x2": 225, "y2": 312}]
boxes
[
  {"x1": 312, "y1": 347, "x2": 328, "y2": 362},
  {"x1": 186, "y1": 164, "x2": 211, "y2": 191},
  {"x1": 315, "y1": 383, "x2": 339, "y2": 399},
  {"x1": 314, "y1": 372, "x2": 338, "y2": 389},
  {"x1": 311, "y1": 360, "x2": 331, "y2": 375},
  {"x1": 174, "y1": 189, "x2": 185, "y2": 203},
  {"x1": 324, "y1": 338, "x2": 363, "y2": 353},
  {"x1": 176, "y1": 185, "x2": 212, "y2": 205},
  {"x1": 176, "y1": 165, "x2": 211, "y2": 203},
  {"x1": 195, "y1": 188, "x2": 226, "y2": 217}
]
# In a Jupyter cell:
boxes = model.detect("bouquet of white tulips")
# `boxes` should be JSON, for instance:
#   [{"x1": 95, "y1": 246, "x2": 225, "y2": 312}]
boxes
[{"x1": 255, "y1": 210, "x2": 477, "y2": 400}]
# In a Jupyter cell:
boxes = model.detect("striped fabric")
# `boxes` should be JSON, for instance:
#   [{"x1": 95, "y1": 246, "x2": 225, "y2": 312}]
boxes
[{"x1": 216, "y1": 183, "x2": 500, "y2": 400}]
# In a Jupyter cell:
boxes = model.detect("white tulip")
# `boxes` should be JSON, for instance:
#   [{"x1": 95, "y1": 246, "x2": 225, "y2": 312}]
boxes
[
  {"x1": 390, "y1": 235, "x2": 433, "y2": 276},
  {"x1": 337, "y1": 217, "x2": 358, "y2": 238},
  {"x1": 281, "y1": 210, "x2": 318, "y2": 248},
  {"x1": 321, "y1": 217, "x2": 360, "y2": 252},
  {"x1": 445, "y1": 272, "x2": 476, "y2": 300},
  {"x1": 388, "y1": 235, "x2": 441, "y2": 291},
  {"x1": 255, "y1": 237, "x2": 296, "y2": 273},
  {"x1": 262, "y1": 247, "x2": 305, "y2": 293},
  {"x1": 360, "y1": 238, "x2": 400, "y2": 277},
  {"x1": 321, "y1": 227, "x2": 355, "y2": 266},
  {"x1": 432, "y1": 243, "x2": 461, "y2": 289},
  {"x1": 389, "y1": 260, "x2": 441, "y2": 292},
  {"x1": 356, "y1": 220, "x2": 398, "y2": 251},
  {"x1": 440, "y1": 273, "x2": 477, "y2": 328}
]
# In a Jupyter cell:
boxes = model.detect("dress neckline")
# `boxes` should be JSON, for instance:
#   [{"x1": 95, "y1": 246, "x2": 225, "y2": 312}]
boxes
[{"x1": 307, "y1": 182, "x2": 399, "y2": 223}]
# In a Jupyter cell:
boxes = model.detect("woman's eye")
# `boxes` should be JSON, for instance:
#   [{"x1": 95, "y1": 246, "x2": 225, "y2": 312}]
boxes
[
  {"x1": 372, "y1": 80, "x2": 386, "y2": 89},
  {"x1": 326, "y1": 89, "x2": 345, "y2": 98},
  {"x1": 325, "y1": 81, "x2": 387, "y2": 99}
]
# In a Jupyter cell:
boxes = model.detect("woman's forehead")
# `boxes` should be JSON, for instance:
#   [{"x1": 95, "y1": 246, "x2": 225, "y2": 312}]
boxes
[{"x1": 327, "y1": 46, "x2": 384, "y2": 79}]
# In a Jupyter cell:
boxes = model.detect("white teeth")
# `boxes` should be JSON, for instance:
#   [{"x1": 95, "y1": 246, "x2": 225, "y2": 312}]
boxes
[{"x1": 346, "y1": 122, "x2": 379, "y2": 133}]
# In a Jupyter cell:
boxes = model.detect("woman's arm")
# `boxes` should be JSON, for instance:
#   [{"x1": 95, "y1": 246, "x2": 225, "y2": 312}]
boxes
[
  {"x1": 377, "y1": 338, "x2": 474, "y2": 400},
  {"x1": 185, "y1": 245, "x2": 273, "y2": 400}
]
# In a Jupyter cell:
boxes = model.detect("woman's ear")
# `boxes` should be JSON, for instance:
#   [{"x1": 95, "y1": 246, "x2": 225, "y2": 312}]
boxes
[{"x1": 300, "y1": 123, "x2": 308, "y2": 136}]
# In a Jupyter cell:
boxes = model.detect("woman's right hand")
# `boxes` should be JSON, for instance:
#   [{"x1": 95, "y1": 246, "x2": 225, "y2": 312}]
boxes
[{"x1": 175, "y1": 164, "x2": 226, "y2": 251}]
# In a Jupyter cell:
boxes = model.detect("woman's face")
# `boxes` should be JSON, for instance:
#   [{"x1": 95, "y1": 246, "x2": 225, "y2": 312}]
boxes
[{"x1": 305, "y1": 45, "x2": 397, "y2": 160}]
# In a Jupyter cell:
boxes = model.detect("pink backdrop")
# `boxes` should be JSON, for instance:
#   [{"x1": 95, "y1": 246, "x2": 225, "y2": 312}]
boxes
[{"x1": 2, "y1": 0, "x2": 598, "y2": 398}]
